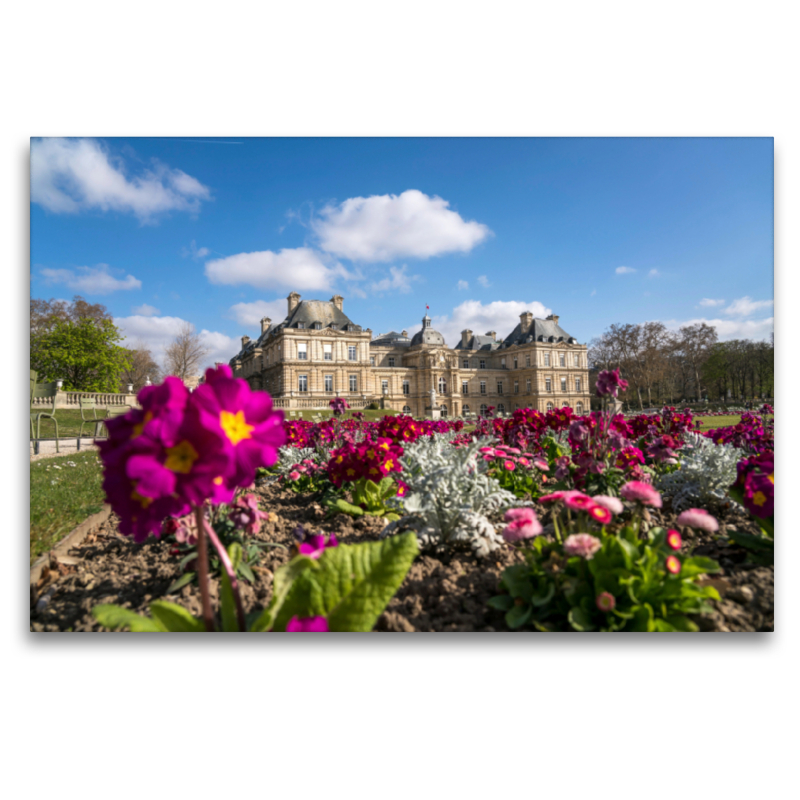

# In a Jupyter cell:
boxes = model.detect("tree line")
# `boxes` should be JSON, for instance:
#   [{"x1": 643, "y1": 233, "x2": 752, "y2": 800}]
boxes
[
  {"x1": 588, "y1": 321, "x2": 774, "y2": 409},
  {"x1": 30, "y1": 296, "x2": 210, "y2": 393}
]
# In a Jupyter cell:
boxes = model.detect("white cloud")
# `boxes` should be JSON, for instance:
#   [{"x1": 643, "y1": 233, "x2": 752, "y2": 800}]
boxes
[
  {"x1": 616, "y1": 266, "x2": 636, "y2": 275},
  {"x1": 662, "y1": 316, "x2": 774, "y2": 342},
  {"x1": 590, "y1": 290, "x2": 597, "y2": 296},
  {"x1": 457, "y1": 280, "x2": 469, "y2": 290},
  {"x1": 132, "y1": 303, "x2": 160, "y2": 316},
  {"x1": 115, "y1": 315, "x2": 239, "y2": 372},
  {"x1": 182, "y1": 240, "x2": 210, "y2": 259},
  {"x1": 205, "y1": 247, "x2": 351, "y2": 292},
  {"x1": 648, "y1": 269, "x2": 660, "y2": 277},
  {"x1": 408, "y1": 299, "x2": 553, "y2": 348},
  {"x1": 311, "y1": 189, "x2": 492, "y2": 262},
  {"x1": 477, "y1": 275, "x2": 492, "y2": 288},
  {"x1": 699, "y1": 298, "x2": 725, "y2": 307},
  {"x1": 227, "y1": 298, "x2": 289, "y2": 328},
  {"x1": 370, "y1": 265, "x2": 420, "y2": 294},
  {"x1": 40, "y1": 263, "x2": 141, "y2": 294},
  {"x1": 723, "y1": 296, "x2": 774, "y2": 316},
  {"x1": 31, "y1": 138, "x2": 211, "y2": 221}
]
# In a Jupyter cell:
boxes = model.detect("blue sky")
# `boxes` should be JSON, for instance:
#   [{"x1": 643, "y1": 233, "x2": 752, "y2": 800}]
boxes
[{"x1": 30, "y1": 137, "x2": 774, "y2": 370}]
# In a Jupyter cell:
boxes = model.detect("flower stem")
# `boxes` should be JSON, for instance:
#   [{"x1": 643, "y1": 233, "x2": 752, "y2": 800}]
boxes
[
  {"x1": 201, "y1": 515, "x2": 247, "y2": 632},
  {"x1": 194, "y1": 505, "x2": 215, "y2": 632}
]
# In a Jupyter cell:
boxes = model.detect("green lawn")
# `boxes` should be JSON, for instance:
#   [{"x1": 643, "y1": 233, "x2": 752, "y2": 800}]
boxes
[
  {"x1": 30, "y1": 451, "x2": 106, "y2": 563},
  {"x1": 693, "y1": 414, "x2": 773, "y2": 431},
  {"x1": 30, "y1": 408, "x2": 118, "y2": 440}
]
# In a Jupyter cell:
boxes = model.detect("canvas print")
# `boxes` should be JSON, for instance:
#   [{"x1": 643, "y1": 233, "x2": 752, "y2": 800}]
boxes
[{"x1": 29, "y1": 137, "x2": 774, "y2": 632}]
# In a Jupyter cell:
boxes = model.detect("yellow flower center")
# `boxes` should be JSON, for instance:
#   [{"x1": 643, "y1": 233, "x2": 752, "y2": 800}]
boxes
[
  {"x1": 131, "y1": 489, "x2": 153, "y2": 508},
  {"x1": 213, "y1": 476, "x2": 224, "y2": 486},
  {"x1": 164, "y1": 440, "x2": 200, "y2": 474},
  {"x1": 132, "y1": 411, "x2": 154, "y2": 439},
  {"x1": 753, "y1": 491, "x2": 766, "y2": 507},
  {"x1": 385, "y1": 459, "x2": 394, "y2": 470},
  {"x1": 768, "y1": 473, "x2": 774, "y2": 484},
  {"x1": 220, "y1": 410, "x2": 254, "y2": 445}
]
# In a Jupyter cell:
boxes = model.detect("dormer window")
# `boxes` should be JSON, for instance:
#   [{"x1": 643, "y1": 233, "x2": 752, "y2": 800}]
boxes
[
  {"x1": 313, "y1": 322, "x2": 322, "y2": 330},
  {"x1": 297, "y1": 322, "x2": 305, "y2": 329},
  {"x1": 330, "y1": 324, "x2": 337, "y2": 330}
]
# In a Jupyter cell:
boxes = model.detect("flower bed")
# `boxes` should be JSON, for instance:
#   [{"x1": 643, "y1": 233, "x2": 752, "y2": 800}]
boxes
[{"x1": 30, "y1": 369, "x2": 774, "y2": 633}]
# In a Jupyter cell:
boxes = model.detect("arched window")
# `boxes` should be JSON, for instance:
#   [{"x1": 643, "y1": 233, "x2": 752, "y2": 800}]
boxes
[
  {"x1": 439, "y1": 404, "x2": 447, "y2": 417},
  {"x1": 438, "y1": 377, "x2": 447, "y2": 394},
  {"x1": 480, "y1": 404, "x2": 488, "y2": 416},
  {"x1": 463, "y1": 404, "x2": 470, "y2": 414},
  {"x1": 402, "y1": 405, "x2": 411, "y2": 414},
  {"x1": 497, "y1": 403, "x2": 505, "y2": 414},
  {"x1": 562, "y1": 401, "x2": 570, "y2": 407},
  {"x1": 576, "y1": 402, "x2": 584, "y2": 414},
  {"x1": 546, "y1": 402, "x2": 554, "y2": 411}
]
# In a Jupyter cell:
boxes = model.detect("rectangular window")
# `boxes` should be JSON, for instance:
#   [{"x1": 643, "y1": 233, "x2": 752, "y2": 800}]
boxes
[
  {"x1": 501, "y1": 358, "x2": 506, "y2": 369},
  {"x1": 561, "y1": 377, "x2": 567, "y2": 392},
  {"x1": 462, "y1": 359, "x2": 469, "y2": 369},
  {"x1": 349, "y1": 375, "x2": 357, "y2": 392},
  {"x1": 348, "y1": 345, "x2": 357, "y2": 361},
  {"x1": 462, "y1": 380, "x2": 469, "y2": 395},
  {"x1": 370, "y1": 356, "x2": 375, "y2": 366},
  {"x1": 403, "y1": 380, "x2": 410, "y2": 395},
  {"x1": 559, "y1": 353, "x2": 565, "y2": 367},
  {"x1": 544, "y1": 353, "x2": 550, "y2": 366},
  {"x1": 526, "y1": 379, "x2": 531, "y2": 393},
  {"x1": 323, "y1": 344, "x2": 332, "y2": 361},
  {"x1": 480, "y1": 359, "x2": 486, "y2": 369},
  {"x1": 480, "y1": 381, "x2": 486, "y2": 395},
  {"x1": 575, "y1": 377, "x2": 581, "y2": 392},
  {"x1": 297, "y1": 322, "x2": 305, "y2": 329},
  {"x1": 574, "y1": 354, "x2": 580, "y2": 367},
  {"x1": 513, "y1": 357, "x2": 518, "y2": 369},
  {"x1": 525, "y1": 354, "x2": 530, "y2": 367},
  {"x1": 546, "y1": 378, "x2": 552, "y2": 392},
  {"x1": 497, "y1": 382, "x2": 503, "y2": 395},
  {"x1": 298, "y1": 375, "x2": 308, "y2": 392},
  {"x1": 297, "y1": 343, "x2": 307, "y2": 360},
  {"x1": 382, "y1": 380, "x2": 389, "y2": 393},
  {"x1": 388, "y1": 356, "x2": 395, "y2": 367},
  {"x1": 324, "y1": 375, "x2": 333, "y2": 392},
  {"x1": 514, "y1": 381, "x2": 519, "y2": 394}
]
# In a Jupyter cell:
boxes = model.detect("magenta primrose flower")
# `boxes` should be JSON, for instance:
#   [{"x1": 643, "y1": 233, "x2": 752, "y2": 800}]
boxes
[
  {"x1": 595, "y1": 368, "x2": 629, "y2": 399},
  {"x1": 563, "y1": 534, "x2": 602, "y2": 560},
  {"x1": 285, "y1": 616, "x2": 329, "y2": 632},
  {"x1": 620, "y1": 480, "x2": 663, "y2": 508},
  {"x1": 191, "y1": 365, "x2": 286, "y2": 492},
  {"x1": 676, "y1": 508, "x2": 719, "y2": 533},
  {"x1": 298, "y1": 532, "x2": 339, "y2": 559}
]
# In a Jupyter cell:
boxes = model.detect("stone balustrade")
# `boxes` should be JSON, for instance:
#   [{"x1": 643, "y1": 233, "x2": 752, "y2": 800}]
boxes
[{"x1": 31, "y1": 390, "x2": 140, "y2": 409}]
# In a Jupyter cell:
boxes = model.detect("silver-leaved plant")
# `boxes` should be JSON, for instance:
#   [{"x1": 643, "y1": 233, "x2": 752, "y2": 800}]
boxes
[
  {"x1": 381, "y1": 436, "x2": 525, "y2": 556},
  {"x1": 657, "y1": 432, "x2": 744, "y2": 512}
]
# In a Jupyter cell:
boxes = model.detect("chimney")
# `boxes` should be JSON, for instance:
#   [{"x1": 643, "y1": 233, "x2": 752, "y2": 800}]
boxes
[
  {"x1": 546, "y1": 313, "x2": 560, "y2": 325},
  {"x1": 260, "y1": 317, "x2": 271, "y2": 334},
  {"x1": 330, "y1": 294, "x2": 344, "y2": 311},
  {"x1": 241, "y1": 335, "x2": 250, "y2": 348},
  {"x1": 520, "y1": 311, "x2": 533, "y2": 333},
  {"x1": 486, "y1": 331, "x2": 496, "y2": 341},
  {"x1": 287, "y1": 292, "x2": 301, "y2": 315},
  {"x1": 461, "y1": 328, "x2": 473, "y2": 347}
]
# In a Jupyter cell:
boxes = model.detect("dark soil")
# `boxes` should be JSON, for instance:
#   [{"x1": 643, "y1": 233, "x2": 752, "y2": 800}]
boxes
[{"x1": 30, "y1": 485, "x2": 773, "y2": 632}]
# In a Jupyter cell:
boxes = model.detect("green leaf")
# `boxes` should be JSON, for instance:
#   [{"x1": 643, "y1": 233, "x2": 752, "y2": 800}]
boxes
[
  {"x1": 148, "y1": 601, "x2": 206, "y2": 632},
  {"x1": 178, "y1": 552, "x2": 198, "y2": 570},
  {"x1": 238, "y1": 561, "x2": 256, "y2": 584},
  {"x1": 568, "y1": 606, "x2": 596, "y2": 631},
  {"x1": 219, "y1": 567, "x2": 239, "y2": 632},
  {"x1": 272, "y1": 533, "x2": 419, "y2": 632},
  {"x1": 166, "y1": 572, "x2": 196, "y2": 594},
  {"x1": 228, "y1": 542, "x2": 243, "y2": 573},
  {"x1": 728, "y1": 529, "x2": 774, "y2": 553},
  {"x1": 249, "y1": 555, "x2": 316, "y2": 632},
  {"x1": 664, "y1": 614, "x2": 699, "y2": 632},
  {"x1": 333, "y1": 499, "x2": 365, "y2": 517},
  {"x1": 487, "y1": 595, "x2": 515, "y2": 611},
  {"x1": 92, "y1": 603, "x2": 166, "y2": 632},
  {"x1": 505, "y1": 603, "x2": 533, "y2": 629}
]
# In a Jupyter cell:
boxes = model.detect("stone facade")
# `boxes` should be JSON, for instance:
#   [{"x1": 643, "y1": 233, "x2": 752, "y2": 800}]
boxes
[{"x1": 229, "y1": 293, "x2": 592, "y2": 416}]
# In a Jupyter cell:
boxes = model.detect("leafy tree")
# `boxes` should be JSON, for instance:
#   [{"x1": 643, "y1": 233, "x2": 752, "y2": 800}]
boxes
[
  {"x1": 32, "y1": 317, "x2": 132, "y2": 392},
  {"x1": 120, "y1": 341, "x2": 162, "y2": 392}
]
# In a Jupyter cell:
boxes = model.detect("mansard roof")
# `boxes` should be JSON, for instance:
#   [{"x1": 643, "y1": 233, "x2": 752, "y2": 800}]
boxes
[
  {"x1": 285, "y1": 299, "x2": 361, "y2": 331},
  {"x1": 370, "y1": 330, "x2": 411, "y2": 347},
  {"x1": 454, "y1": 334, "x2": 501, "y2": 351},
  {"x1": 502, "y1": 318, "x2": 578, "y2": 347}
]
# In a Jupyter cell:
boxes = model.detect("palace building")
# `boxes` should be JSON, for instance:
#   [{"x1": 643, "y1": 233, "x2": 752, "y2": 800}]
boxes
[{"x1": 228, "y1": 292, "x2": 592, "y2": 417}]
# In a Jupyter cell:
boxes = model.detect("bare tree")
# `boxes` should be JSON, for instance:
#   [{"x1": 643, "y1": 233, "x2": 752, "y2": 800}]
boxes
[
  {"x1": 164, "y1": 322, "x2": 208, "y2": 381},
  {"x1": 120, "y1": 341, "x2": 162, "y2": 391}
]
